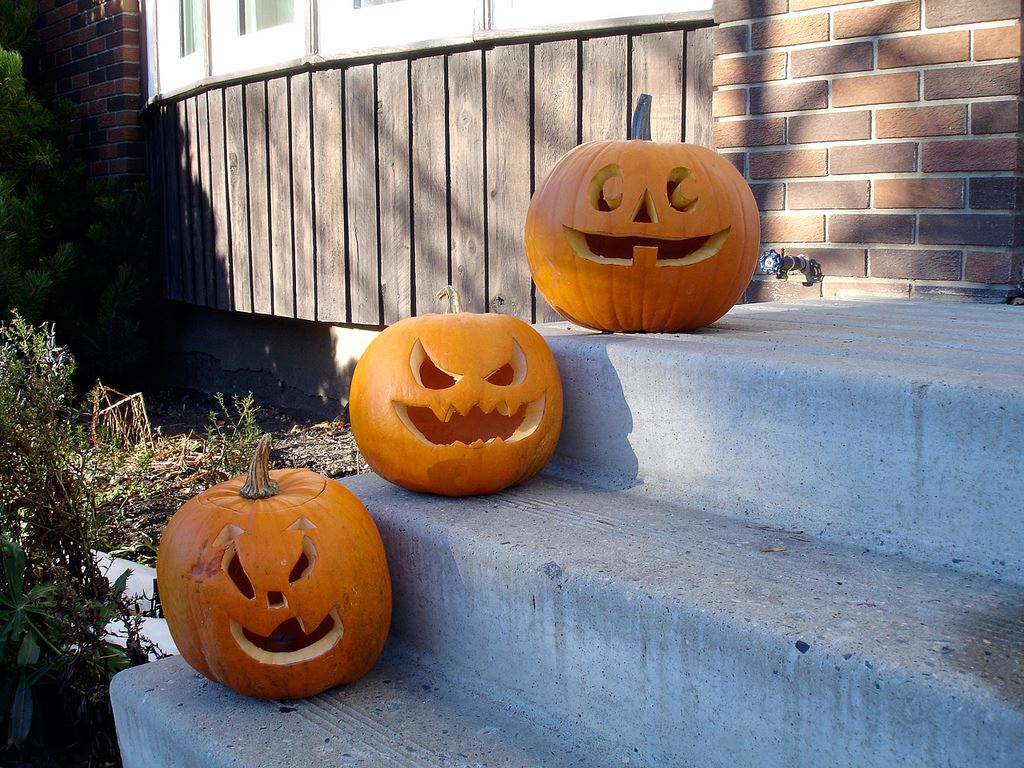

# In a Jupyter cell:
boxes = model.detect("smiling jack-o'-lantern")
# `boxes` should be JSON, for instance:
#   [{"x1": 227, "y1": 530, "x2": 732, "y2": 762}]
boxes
[
  {"x1": 156, "y1": 435, "x2": 391, "y2": 699},
  {"x1": 349, "y1": 287, "x2": 563, "y2": 496},
  {"x1": 525, "y1": 94, "x2": 760, "y2": 332}
]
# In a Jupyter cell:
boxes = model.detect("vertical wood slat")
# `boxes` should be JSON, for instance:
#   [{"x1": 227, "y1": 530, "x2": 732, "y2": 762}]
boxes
[
  {"x1": 224, "y1": 84, "x2": 252, "y2": 313},
  {"x1": 581, "y1": 35, "x2": 629, "y2": 142},
  {"x1": 485, "y1": 44, "x2": 533, "y2": 318},
  {"x1": 161, "y1": 104, "x2": 183, "y2": 301},
  {"x1": 631, "y1": 30, "x2": 685, "y2": 143},
  {"x1": 345, "y1": 64, "x2": 381, "y2": 326},
  {"x1": 177, "y1": 99, "x2": 195, "y2": 304},
  {"x1": 685, "y1": 27, "x2": 714, "y2": 147},
  {"x1": 412, "y1": 55, "x2": 449, "y2": 316},
  {"x1": 245, "y1": 82, "x2": 273, "y2": 314},
  {"x1": 376, "y1": 59, "x2": 412, "y2": 325},
  {"x1": 268, "y1": 77, "x2": 294, "y2": 317},
  {"x1": 447, "y1": 50, "x2": 485, "y2": 314},
  {"x1": 207, "y1": 90, "x2": 232, "y2": 310},
  {"x1": 291, "y1": 73, "x2": 316, "y2": 321},
  {"x1": 312, "y1": 69, "x2": 346, "y2": 323},
  {"x1": 532, "y1": 39, "x2": 579, "y2": 323},
  {"x1": 196, "y1": 93, "x2": 215, "y2": 306}
]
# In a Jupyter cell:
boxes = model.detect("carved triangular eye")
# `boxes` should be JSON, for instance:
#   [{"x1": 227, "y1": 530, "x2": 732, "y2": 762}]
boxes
[
  {"x1": 288, "y1": 536, "x2": 318, "y2": 582},
  {"x1": 485, "y1": 340, "x2": 527, "y2": 386},
  {"x1": 286, "y1": 516, "x2": 317, "y2": 531},
  {"x1": 213, "y1": 523, "x2": 245, "y2": 548},
  {"x1": 410, "y1": 339, "x2": 458, "y2": 389},
  {"x1": 216, "y1": 524, "x2": 255, "y2": 599}
]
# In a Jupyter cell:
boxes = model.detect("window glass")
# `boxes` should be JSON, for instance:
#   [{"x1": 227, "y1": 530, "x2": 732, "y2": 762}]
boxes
[
  {"x1": 238, "y1": 0, "x2": 295, "y2": 34},
  {"x1": 179, "y1": 0, "x2": 201, "y2": 57}
]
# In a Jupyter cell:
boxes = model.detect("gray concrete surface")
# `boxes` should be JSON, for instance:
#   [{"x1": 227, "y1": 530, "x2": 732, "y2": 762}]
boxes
[{"x1": 539, "y1": 299, "x2": 1024, "y2": 582}]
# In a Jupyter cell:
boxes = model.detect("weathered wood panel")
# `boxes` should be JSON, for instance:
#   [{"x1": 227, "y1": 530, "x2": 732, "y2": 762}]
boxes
[
  {"x1": 376, "y1": 59, "x2": 412, "y2": 324},
  {"x1": 412, "y1": 55, "x2": 450, "y2": 316},
  {"x1": 291, "y1": 73, "x2": 316, "y2": 321},
  {"x1": 154, "y1": 21, "x2": 712, "y2": 325},
  {"x1": 311, "y1": 69, "x2": 346, "y2": 323},
  {"x1": 344, "y1": 64, "x2": 381, "y2": 326},
  {"x1": 447, "y1": 50, "x2": 485, "y2": 314},
  {"x1": 245, "y1": 81, "x2": 273, "y2": 314}
]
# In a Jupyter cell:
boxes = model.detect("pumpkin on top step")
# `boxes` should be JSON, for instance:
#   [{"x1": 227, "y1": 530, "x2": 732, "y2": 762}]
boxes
[
  {"x1": 349, "y1": 286, "x2": 563, "y2": 497},
  {"x1": 525, "y1": 93, "x2": 760, "y2": 333},
  {"x1": 156, "y1": 434, "x2": 391, "y2": 699}
]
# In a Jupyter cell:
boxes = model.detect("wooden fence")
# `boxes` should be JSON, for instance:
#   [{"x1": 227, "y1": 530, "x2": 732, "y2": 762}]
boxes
[{"x1": 148, "y1": 24, "x2": 713, "y2": 326}]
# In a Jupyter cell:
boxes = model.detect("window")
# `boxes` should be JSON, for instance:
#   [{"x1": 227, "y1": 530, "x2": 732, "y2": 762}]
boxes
[
  {"x1": 238, "y1": 0, "x2": 295, "y2": 35},
  {"x1": 209, "y1": 0, "x2": 305, "y2": 77},
  {"x1": 318, "y1": 0, "x2": 475, "y2": 55},
  {"x1": 179, "y1": 0, "x2": 201, "y2": 57}
]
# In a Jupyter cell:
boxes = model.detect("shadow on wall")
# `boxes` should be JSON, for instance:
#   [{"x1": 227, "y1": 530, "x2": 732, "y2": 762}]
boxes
[{"x1": 158, "y1": 100, "x2": 380, "y2": 419}]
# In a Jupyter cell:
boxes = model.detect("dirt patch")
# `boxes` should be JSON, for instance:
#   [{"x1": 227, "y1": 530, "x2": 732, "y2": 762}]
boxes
[{"x1": 97, "y1": 388, "x2": 368, "y2": 564}]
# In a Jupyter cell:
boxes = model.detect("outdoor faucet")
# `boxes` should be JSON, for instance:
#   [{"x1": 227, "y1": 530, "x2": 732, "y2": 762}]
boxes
[{"x1": 759, "y1": 248, "x2": 822, "y2": 284}]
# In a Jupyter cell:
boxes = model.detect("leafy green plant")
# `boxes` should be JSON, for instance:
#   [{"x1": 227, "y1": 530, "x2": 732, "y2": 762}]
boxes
[
  {"x1": 0, "y1": 312, "x2": 153, "y2": 765},
  {"x1": 205, "y1": 391, "x2": 262, "y2": 479}
]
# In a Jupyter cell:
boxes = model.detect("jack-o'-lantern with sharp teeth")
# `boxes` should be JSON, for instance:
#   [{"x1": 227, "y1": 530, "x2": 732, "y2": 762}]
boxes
[
  {"x1": 156, "y1": 435, "x2": 391, "y2": 699},
  {"x1": 525, "y1": 94, "x2": 760, "y2": 332},
  {"x1": 349, "y1": 287, "x2": 563, "y2": 496}
]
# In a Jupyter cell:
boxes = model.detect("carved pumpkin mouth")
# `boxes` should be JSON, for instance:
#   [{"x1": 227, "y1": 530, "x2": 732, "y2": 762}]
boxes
[
  {"x1": 393, "y1": 393, "x2": 546, "y2": 448},
  {"x1": 563, "y1": 225, "x2": 731, "y2": 267},
  {"x1": 230, "y1": 607, "x2": 344, "y2": 664}
]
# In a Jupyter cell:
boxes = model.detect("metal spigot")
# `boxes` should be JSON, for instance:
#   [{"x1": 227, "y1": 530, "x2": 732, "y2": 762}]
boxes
[{"x1": 759, "y1": 249, "x2": 822, "y2": 284}]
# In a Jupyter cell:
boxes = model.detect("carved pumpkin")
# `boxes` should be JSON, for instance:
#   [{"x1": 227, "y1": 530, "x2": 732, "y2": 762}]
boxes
[
  {"x1": 349, "y1": 287, "x2": 563, "y2": 496},
  {"x1": 525, "y1": 94, "x2": 760, "y2": 332},
  {"x1": 156, "y1": 435, "x2": 391, "y2": 699}
]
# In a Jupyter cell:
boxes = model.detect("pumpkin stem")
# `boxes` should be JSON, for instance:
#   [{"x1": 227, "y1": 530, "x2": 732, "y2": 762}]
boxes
[
  {"x1": 240, "y1": 434, "x2": 279, "y2": 500},
  {"x1": 435, "y1": 285, "x2": 462, "y2": 314},
  {"x1": 630, "y1": 93, "x2": 652, "y2": 141}
]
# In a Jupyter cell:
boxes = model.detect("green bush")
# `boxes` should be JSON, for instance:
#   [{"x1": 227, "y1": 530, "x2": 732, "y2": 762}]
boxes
[{"x1": 0, "y1": 312, "x2": 153, "y2": 766}]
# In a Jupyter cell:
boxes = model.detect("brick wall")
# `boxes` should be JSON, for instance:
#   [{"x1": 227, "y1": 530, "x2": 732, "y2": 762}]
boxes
[
  {"x1": 30, "y1": 0, "x2": 145, "y2": 179},
  {"x1": 713, "y1": 0, "x2": 1023, "y2": 302}
]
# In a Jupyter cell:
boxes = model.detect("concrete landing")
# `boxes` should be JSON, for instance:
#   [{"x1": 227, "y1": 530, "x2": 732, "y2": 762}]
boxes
[{"x1": 539, "y1": 299, "x2": 1024, "y2": 581}]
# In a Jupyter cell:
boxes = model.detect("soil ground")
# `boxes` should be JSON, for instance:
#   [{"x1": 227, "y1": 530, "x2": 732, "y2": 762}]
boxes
[{"x1": 97, "y1": 387, "x2": 368, "y2": 564}]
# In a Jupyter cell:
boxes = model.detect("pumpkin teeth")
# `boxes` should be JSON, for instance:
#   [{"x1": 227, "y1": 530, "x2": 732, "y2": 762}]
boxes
[
  {"x1": 496, "y1": 400, "x2": 510, "y2": 416},
  {"x1": 392, "y1": 394, "x2": 546, "y2": 447}
]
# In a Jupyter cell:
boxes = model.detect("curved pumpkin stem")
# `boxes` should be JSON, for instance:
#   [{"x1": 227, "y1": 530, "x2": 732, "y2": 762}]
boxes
[
  {"x1": 240, "y1": 433, "x2": 279, "y2": 500},
  {"x1": 630, "y1": 93, "x2": 652, "y2": 141},
  {"x1": 435, "y1": 285, "x2": 462, "y2": 314}
]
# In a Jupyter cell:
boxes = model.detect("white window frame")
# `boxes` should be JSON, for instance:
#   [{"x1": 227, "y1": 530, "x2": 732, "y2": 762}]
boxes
[
  {"x1": 487, "y1": 0, "x2": 711, "y2": 31},
  {"x1": 317, "y1": 0, "x2": 477, "y2": 56},
  {"x1": 209, "y1": 0, "x2": 308, "y2": 78},
  {"x1": 152, "y1": 0, "x2": 206, "y2": 95}
]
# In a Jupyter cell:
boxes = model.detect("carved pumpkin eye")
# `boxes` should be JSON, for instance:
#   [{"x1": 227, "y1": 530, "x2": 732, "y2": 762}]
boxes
[
  {"x1": 286, "y1": 517, "x2": 318, "y2": 583},
  {"x1": 485, "y1": 339, "x2": 527, "y2": 386},
  {"x1": 588, "y1": 164, "x2": 623, "y2": 212},
  {"x1": 410, "y1": 339, "x2": 458, "y2": 389},
  {"x1": 667, "y1": 167, "x2": 698, "y2": 212},
  {"x1": 215, "y1": 524, "x2": 255, "y2": 600}
]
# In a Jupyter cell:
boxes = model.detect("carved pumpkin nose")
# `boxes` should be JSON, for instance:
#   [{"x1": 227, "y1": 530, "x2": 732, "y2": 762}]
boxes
[{"x1": 631, "y1": 188, "x2": 658, "y2": 224}]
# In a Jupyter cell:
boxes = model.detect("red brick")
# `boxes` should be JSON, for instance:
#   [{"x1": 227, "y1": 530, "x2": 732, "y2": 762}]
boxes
[
  {"x1": 877, "y1": 31, "x2": 970, "y2": 68},
  {"x1": 713, "y1": 89, "x2": 747, "y2": 117},
  {"x1": 921, "y1": 138, "x2": 1022, "y2": 172},
  {"x1": 823, "y1": 279, "x2": 911, "y2": 299},
  {"x1": 791, "y1": 0, "x2": 870, "y2": 8},
  {"x1": 964, "y1": 251, "x2": 1014, "y2": 283},
  {"x1": 106, "y1": 126, "x2": 145, "y2": 142},
  {"x1": 830, "y1": 143, "x2": 917, "y2": 174},
  {"x1": 749, "y1": 81, "x2": 829, "y2": 114},
  {"x1": 924, "y1": 63, "x2": 1022, "y2": 100},
  {"x1": 833, "y1": 72, "x2": 919, "y2": 107},
  {"x1": 974, "y1": 25, "x2": 1023, "y2": 61},
  {"x1": 788, "y1": 111, "x2": 871, "y2": 144},
  {"x1": 790, "y1": 42, "x2": 873, "y2": 78},
  {"x1": 44, "y1": 3, "x2": 77, "y2": 24},
  {"x1": 722, "y1": 152, "x2": 747, "y2": 175},
  {"x1": 87, "y1": 37, "x2": 107, "y2": 55},
  {"x1": 972, "y1": 101, "x2": 1022, "y2": 134},
  {"x1": 791, "y1": 247, "x2": 867, "y2": 277},
  {"x1": 868, "y1": 249, "x2": 962, "y2": 280},
  {"x1": 925, "y1": 0, "x2": 1022, "y2": 28},
  {"x1": 70, "y1": 72, "x2": 90, "y2": 90},
  {"x1": 714, "y1": 25, "x2": 749, "y2": 55},
  {"x1": 834, "y1": 1, "x2": 920, "y2": 39},
  {"x1": 715, "y1": 0, "x2": 789, "y2": 24},
  {"x1": 875, "y1": 105, "x2": 966, "y2": 139},
  {"x1": 713, "y1": 53, "x2": 787, "y2": 86},
  {"x1": 969, "y1": 178, "x2": 1022, "y2": 210},
  {"x1": 873, "y1": 179, "x2": 965, "y2": 209},
  {"x1": 744, "y1": 277, "x2": 823, "y2": 302},
  {"x1": 713, "y1": 117, "x2": 786, "y2": 148},
  {"x1": 830, "y1": 214, "x2": 915, "y2": 244},
  {"x1": 751, "y1": 183, "x2": 785, "y2": 211},
  {"x1": 749, "y1": 149, "x2": 829, "y2": 179},
  {"x1": 751, "y1": 14, "x2": 829, "y2": 49},
  {"x1": 761, "y1": 214, "x2": 826, "y2": 242},
  {"x1": 919, "y1": 214, "x2": 1018, "y2": 246},
  {"x1": 788, "y1": 180, "x2": 870, "y2": 209}
]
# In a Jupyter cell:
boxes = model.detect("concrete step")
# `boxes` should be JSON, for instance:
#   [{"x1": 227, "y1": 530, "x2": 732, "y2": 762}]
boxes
[
  {"x1": 538, "y1": 299, "x2": 1024, "y2": 582},
  {"x1": 112, "y1": 472, "x2": 1024, "y2": 766},
  {"x1": 111, "y1": 650, "x2": 629, "y2": 768}
]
